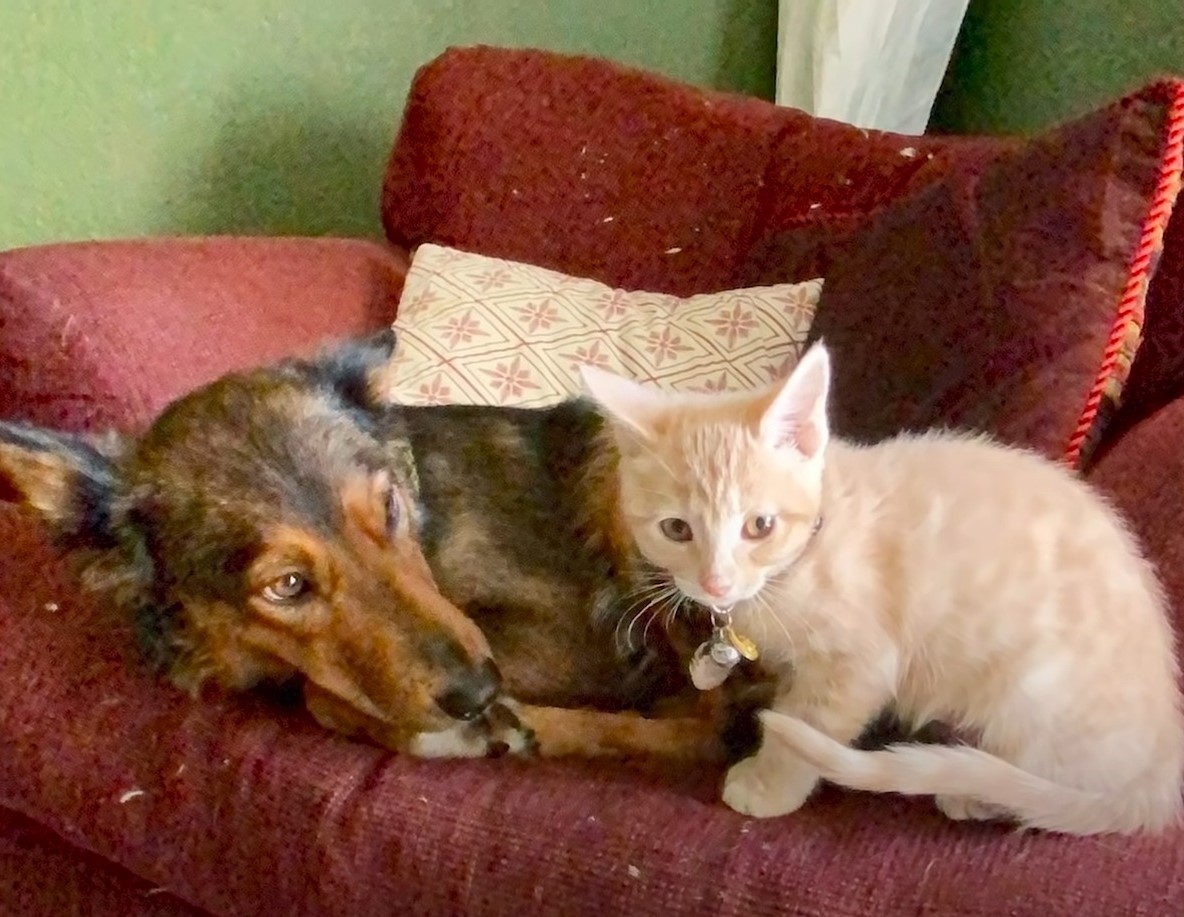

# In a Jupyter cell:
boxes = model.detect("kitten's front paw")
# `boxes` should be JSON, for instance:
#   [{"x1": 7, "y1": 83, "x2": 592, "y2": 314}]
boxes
[
  {"x1": 935, "y1": 794, "x2": 1010, "y2": 824},
  {"x1": 722, "y1": 752, "x2": 819, "y2": 818}
]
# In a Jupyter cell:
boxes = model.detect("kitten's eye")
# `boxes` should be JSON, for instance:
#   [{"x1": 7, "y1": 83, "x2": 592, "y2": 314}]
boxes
[
  {"x1": 262, "y1": 572, "x2": 312, "y2": 604},
  {"x1": 659, "y1": 517, "x2": 694, "y2": 543},
  {"x1": 743, "y1": 515, "x2": 776, "y2": 540}
]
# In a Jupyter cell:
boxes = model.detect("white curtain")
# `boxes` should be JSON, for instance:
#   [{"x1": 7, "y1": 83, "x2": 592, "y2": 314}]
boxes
[{"x1": 776, "y1": 0, "x2": 971, "y2": 134}]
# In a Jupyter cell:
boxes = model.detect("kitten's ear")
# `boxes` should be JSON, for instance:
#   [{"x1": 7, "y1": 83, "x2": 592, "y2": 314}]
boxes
[
  {"x1": 0, "y1": 422, "x2": 123, "y2": 547},
  {"x1": 758, "y1": 342, "x2": 831, "y2": 459},
  {"x1": 579, "y1": 365, "x2": 669, "y2": 439}
]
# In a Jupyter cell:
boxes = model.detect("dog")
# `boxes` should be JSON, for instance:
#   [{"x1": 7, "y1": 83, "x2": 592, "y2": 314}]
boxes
[{"x1": 0, "y1": 331, "x2": 767, "y2": 763}]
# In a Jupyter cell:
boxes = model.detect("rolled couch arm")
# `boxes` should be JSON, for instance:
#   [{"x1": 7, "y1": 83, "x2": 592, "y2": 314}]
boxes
[
  {"x1": 0, "y1": 236, "x2": 409, "y2": 432},
  {"x1": 1090, "y1": 395, "x2": 1184, "y2": 635}
]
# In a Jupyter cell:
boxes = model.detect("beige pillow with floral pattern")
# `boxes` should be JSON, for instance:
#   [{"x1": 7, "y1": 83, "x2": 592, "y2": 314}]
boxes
[{"x1": 377, "y1": 244, "x2": 823, "y2": 406}]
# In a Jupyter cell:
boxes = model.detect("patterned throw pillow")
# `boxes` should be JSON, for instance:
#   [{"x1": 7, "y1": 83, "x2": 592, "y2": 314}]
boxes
[{"x1": 377, "y1": 244, "x2": 823, "y2": 407}]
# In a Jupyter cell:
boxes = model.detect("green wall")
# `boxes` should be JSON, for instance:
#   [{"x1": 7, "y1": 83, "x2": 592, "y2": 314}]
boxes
[
  {"x1": 0, "y1": 0, "x2": 775, "y2": 249},
  {"x1": 933, "y1": 0, "x2": 1184, "y2": 136}
]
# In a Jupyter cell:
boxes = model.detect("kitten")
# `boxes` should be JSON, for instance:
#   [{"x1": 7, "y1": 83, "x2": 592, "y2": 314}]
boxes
[{"x1": 580, "y1": 343, "x2": 1184, "y2": 835}]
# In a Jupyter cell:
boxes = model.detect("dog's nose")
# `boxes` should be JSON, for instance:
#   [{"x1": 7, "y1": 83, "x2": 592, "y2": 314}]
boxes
[{"x1": 434, "y1": 658, "x2": 501, "y2": 721}]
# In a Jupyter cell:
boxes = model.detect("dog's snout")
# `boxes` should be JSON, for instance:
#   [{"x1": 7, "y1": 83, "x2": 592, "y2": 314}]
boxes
[{"x1": 434, "y1": 658, "x2": 501, "y2": 721}]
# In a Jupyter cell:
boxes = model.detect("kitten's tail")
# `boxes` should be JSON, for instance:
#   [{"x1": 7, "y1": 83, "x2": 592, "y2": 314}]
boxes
[{"x1": 758, "y1": 711, "x2": 1182, "y2": 835}]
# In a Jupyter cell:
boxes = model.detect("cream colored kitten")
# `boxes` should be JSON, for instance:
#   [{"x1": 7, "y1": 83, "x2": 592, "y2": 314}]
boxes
[{"x1": 581, "y1": 344, "x2": 1184, "y2": 835}]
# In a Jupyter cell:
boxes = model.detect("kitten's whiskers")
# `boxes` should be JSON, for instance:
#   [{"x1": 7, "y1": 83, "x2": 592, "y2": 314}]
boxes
[{"x1": 615, "y1": 578, "x2": 682, "y2": 653}]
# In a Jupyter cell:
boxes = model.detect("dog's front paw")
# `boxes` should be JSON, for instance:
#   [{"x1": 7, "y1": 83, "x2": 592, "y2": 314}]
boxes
[
  {"x1": 722, "y1": 751, "x2": 818, "y2": 818},
  {"x1": 406, "y1": 700, "x2": 537, "y2": 759},
  {"x1": 484, "y1": 699, "x2": 538, "y2": 757},
  {"x1": 407, "y1": 721, "x2": 495, "y2": 758},
  {"x1": 407, "y1": 704, "x2": 535, "y2": 759}
]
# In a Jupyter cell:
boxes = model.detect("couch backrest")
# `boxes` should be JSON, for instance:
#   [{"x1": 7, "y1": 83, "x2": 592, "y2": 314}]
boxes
[
  {"x1": 381, "y1": 45, "x2": 999, "y2": 298},
  {"x1": 381, "y1": 45, "x2": 1184, "y2": 440}
]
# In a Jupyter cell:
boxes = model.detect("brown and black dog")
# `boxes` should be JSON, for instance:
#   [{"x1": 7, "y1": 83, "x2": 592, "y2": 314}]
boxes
[{"x1": 0, "y1": 331, "x2": 767, "y2": 763}]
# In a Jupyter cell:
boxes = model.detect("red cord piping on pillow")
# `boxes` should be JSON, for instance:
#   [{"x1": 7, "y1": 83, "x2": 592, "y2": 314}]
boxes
[{"x1": 1065, "y1": 81, "x2": 1184, "y2": 469}]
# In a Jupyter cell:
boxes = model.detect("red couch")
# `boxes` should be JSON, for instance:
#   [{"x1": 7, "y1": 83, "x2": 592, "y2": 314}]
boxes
[{"x1": 3, "y1": 46, "x2": 1184, "y2": 917}]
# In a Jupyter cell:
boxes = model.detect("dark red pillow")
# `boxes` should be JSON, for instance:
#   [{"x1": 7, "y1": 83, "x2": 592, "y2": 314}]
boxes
[{"x1": 808, "y1": 80, "x2": 1184, "y2": 468}]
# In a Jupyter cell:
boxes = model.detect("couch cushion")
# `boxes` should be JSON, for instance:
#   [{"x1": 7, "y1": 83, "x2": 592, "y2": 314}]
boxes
[
  {"x1": 2, "y1": 508, "x2": 1182, "y2": 917},
  {"x1": 0, "y1": 807, "x2": 202, "y2": 917},
  {"x1": 0, "y1": 237, "x2": 408, "y2": 432},
  {"x1": 378, "y1": 244, "x2": 822, "y2": 406},
  {"x1": 806, "y1": 80, "x2": 1184, "y2": 468}
]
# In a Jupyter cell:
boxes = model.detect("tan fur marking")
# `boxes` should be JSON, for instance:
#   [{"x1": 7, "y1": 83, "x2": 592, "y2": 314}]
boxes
[
  {"x1": 574, "y1": 428, "x2": 644, "y2": 579},
  {"x1": 0, "y1": 444, "x2": 80, "y2": 526},
  {"x1": 515, "y1": 704, "x2": 725, "y2": 761}
]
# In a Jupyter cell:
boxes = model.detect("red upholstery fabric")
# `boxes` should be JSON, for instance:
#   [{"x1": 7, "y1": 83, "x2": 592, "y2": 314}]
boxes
[
  {"x1": 0, "y1": 237, "x2": 408, "y2": 432},
  {"x1": 0, "y1": 808, "x2": 204, "y2": 917},
  {"x1": 1123, "y1": 198, "x2": 1184, "y2": 422},
  {"x1": 807, "y1": 81, "x2": 1184, "y2": 467},
  {"x1": 1090, "y1": 396, "x2": 1184, "y2": 635},
  {"x1": 3, "y1": 46, "x2": 1184, "y2": 917},
  {"x1": 384, "y1": 47, "x2": 1184, "y2": 467},
  {"x1": 3, "y1": 511, "x2": 1183, "y2": 917},
  {"x1": 383, "y1": 46, "x2": 986, "y2": 298}
]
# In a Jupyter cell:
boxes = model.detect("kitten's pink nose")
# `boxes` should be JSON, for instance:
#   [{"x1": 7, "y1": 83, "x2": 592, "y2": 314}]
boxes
[{"x1": 700, "y1": 574, "x2": 732, "y2": 599}]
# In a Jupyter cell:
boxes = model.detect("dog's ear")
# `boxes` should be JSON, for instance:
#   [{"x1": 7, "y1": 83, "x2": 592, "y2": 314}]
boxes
[
  {"x1": 0, "y1": 423, "x2": 173, "y2": 674},
  {"x1": 0, "y1": 422, "x2": 124, "y2": 547},
  {"x1": 310, "y1": 329, "x2": 397, "y2": 410}
]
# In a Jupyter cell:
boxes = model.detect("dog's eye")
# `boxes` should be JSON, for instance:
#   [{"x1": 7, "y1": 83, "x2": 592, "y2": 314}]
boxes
[
  {"x1": 659, "y1": 517, "x2": 693, "y2": 543},
  {"x1": 262, "y1": 572, "x2": 311, "y2": 604},
  {"x1": 742, "y1": 515, "x2": 776, "y2": 540}
]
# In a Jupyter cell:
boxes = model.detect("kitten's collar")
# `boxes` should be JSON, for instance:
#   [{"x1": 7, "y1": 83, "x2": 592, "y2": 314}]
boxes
[
  {"x1": 770, "y1": 512, "x2": 824, "y2": 580},
  {"x1": 692, "y1": 514, "x2": 823, "y2": 687},
  {"x1": 786, "y1": 512, "x2": 824, "y2": 570}
]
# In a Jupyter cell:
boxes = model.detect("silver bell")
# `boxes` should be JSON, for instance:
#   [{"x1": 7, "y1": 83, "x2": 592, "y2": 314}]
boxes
[
  {"x1": 708, "y1": 636, "x2": 742, "y2": 667},
  {"x1": 689, "y1": 641, "x2": 733, "y2": 691}
]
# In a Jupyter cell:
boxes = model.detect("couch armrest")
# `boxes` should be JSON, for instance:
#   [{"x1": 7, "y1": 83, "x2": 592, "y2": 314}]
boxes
[
  {"x1": 1121, "y1": 204, "x2": 1184, "y2": 426},
  {"x1": 0, "y1": 237, "x2": 409, "y2": 431},
  {"x1": 1089, "y1": 394, "x2": 1184, "y2": 634}
]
